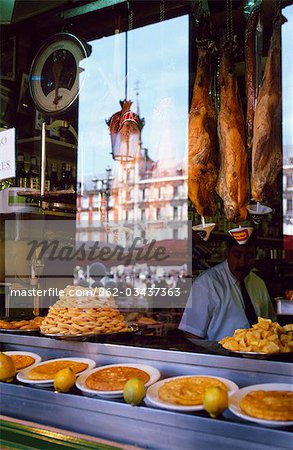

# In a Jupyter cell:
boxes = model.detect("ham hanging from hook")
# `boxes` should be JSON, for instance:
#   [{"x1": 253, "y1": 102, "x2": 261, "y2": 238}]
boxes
[
  {"x1": 251, "y1": 14, "x2": 285, "y2": 203},
  {"x1": 188, "y1": 43, "x2": 218, "y2": 217},
  {"x1": 245, "y1": 7, "x2": 261, "y2": 150},
  {"x1": 216, "y1": 43, "x2": 248, "y2": 223}
]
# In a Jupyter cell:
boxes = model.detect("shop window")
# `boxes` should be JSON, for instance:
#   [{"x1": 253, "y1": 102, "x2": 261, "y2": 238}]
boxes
[
  {"x1": 77, "y1": 15, "x2": 188, "y2": 248},
  {"x1": 282, "y1": 5, "x2": 293, "y2": 239},
  {"x1": 93, "y1": 195, "x2": 100, "y2": 208},
  {"x1": 81, "y1": 197, "x2": 89, "y2": 209}
]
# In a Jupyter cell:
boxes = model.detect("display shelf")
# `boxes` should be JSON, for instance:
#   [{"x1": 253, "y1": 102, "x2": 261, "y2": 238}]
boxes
[
  {"x1": 17, "y1": 190, "x2": 76, "y2": 204},
  {"x1": 17, "y1": 137, "x2": 76, "y2": 162},
  {"x1": 0, "y1": 334, "x2": 292, "y2": 450},
  {"x1": 0, "y1": 210, "x2": 75, "y2": 218}
]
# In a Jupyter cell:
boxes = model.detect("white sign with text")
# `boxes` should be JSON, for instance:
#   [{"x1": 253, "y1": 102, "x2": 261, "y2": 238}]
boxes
[{"x1": 0, "y1": 128, "x2": 15, "y2": 181}]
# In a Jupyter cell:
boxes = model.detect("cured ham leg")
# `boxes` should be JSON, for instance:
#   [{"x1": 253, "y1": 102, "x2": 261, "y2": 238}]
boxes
[
  {"x1": 217, "y1": 44, "x2": 248, "y2": 223},
  {"x1": 251, "y1": 18, "x2": 283, "y2": 203},
  {"x1": 188, "y1": 47, "x2": 218, "y2": 217},
  {"x1": 245, "y1": 7, "x2": 260, "y2": 150}
]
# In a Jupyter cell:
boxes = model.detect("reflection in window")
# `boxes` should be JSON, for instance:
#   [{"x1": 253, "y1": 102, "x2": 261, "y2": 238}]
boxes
[
  {"x1": 93, "y1": 195, "x2": 100, "y2": 208},
  {"x1": 81, "y1": 197, "x2": 89, "y2": 209},
  {"x1": 282, "y1": 6, "x2": 293, "y2": 241},
  {"x1": 77, "y1": 16, "x2": 188, "y2": 246},
  {"x1": 174, "y1": 207, "x2": 178, "y2": 220}
]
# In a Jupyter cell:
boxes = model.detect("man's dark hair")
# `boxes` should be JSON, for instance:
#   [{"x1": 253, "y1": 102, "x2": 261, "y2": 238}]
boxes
[{"x1": 226, "y1": 231, "x2": 257, "y2": 252}]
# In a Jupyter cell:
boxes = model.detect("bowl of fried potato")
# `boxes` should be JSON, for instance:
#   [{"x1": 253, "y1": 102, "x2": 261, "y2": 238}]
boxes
[{"x1": 219, "y1": 318, "x2": 293, "y2": 358}]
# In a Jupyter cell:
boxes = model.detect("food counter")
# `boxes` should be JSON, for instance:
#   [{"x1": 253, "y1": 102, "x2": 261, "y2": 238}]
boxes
[
  {"x1": 0, "y1": 415, "x2": 142, "y2": 450},
  {"x1": 0, "y1": 333, "x2": 292, "y2": 450},
  {"x1": 1, "y1": 0, "x2": 293, "y2": 448}
]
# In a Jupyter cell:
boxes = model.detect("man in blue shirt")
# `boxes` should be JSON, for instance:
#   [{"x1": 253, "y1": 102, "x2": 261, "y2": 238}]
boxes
[{"x1": 179, "y1": 234, "x2": 276, "y2": 341}]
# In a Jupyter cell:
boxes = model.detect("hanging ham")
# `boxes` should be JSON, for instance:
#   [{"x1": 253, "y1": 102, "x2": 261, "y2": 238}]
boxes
[
  {"x1": 251, "y1": 17, "x2": 283, "y2": 203},
  {"x1": 188, "y1": 46, "x2": 218, "y2": 217},
  {"x1": 217, "y1": 44, "x2": 248, "y2": 223},
  {"x1": 245, "y1": 7, "x2": 260, "y2": 150}
]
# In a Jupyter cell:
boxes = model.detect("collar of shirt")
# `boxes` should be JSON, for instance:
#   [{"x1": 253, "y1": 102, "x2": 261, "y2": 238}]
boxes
[{"x1": 223, "y1": 259, "x2": 239, "y2": 285}]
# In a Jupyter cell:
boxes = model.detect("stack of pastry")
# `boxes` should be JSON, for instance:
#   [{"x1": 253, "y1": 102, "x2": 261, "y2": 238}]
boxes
[
  {"x1": 0, "y1": 316, "x2": 44, "y2": 331},
  {"x1": 40, "y1": 286, "x2": 129, "y2": 336}
]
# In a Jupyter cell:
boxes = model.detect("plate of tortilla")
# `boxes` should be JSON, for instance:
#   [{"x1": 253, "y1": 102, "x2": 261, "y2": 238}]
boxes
[
  {"x1": 3, "y1": 351, "x2": 41, "y2": 372},
  {"x1": 229, "y1": 383, "x2": 293, "y2": 427},
  {"x1": 76, "y1": 363, "x2": 160, "y2": 398},
  {"x1": 145, "y1": 375, "x2": 238, "y2": 412},
  {"x1": 17, "y1": 357, "x2": 96, "y2": 387}
]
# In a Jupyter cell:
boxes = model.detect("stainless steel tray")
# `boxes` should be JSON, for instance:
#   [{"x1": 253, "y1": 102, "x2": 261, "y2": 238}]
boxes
[
  {"x1": 41, "y1": 325, "x2": 140, "y2": 342},
  {"x1": 0, "y1": 328, "x2": 39, "y2": 334},
  {"x1": 274, "y1": 298, "x2": 293, "y2": 315}
]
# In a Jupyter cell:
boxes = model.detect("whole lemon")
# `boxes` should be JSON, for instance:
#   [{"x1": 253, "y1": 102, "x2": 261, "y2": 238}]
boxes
[
  {"x1": 0, "y1": 352, "x2": 16, "y2": 382},
  {"x1": 203, "y1": 386, "x2": 228, "y2": 418},
  {"x1": 123, "y1": 377, "x2": 146, "y2": 406},
  {"x1": 54, "y1": 367, "x2": 76, "y2": 393}
]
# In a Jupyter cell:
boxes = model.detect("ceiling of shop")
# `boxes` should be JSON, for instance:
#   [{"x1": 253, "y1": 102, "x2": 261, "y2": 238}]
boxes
[
  {"x1": 0, "y1": 0, "x2": 130, "y2": 24},
  {"x1": 0, "y1": 0, "x2": 66, "y2": 24},
  {"x1": 0, "y1": 0, "x2": 93, "y2": 24},
  {"x1": 2, "y1": 1, "x2": 293, "y2": 27}
]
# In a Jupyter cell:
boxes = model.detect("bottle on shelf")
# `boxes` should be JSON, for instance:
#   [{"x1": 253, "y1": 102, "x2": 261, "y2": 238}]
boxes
[
  {"x1": 59, "y1": 163, "x2": 74, "y2": 190},
  {"x1": 27, "y1": 156, "x2": 40, "y2": 190},
  {"x1": 58, "y1": 163, "x2": 66, "y2": 190},
  {"x1": 50, "y1": 163, "x2": 58, "y2": 191},
  {"x1": 45, "y1": 162, "x2": 50, "y2": 192},
  {"x1": 16, "y1": 153, "x2": 28, "y2": 188}
]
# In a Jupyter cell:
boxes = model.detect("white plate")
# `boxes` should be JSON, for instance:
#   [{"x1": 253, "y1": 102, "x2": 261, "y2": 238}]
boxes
[
  {"x1": 76, "y1": 363, "x2": 161, "y2": 399},
  {"x1": 3, "y1": 351, "x2": 42, "y2": 372},
  {"x1": 17, "y1": 357, "x2": 96, "y2": 387},
  {"x1": 229, "y1": 383, "x2": 293, "y2": 427},
  {"x1": 145, "y1": 375, "x2": 239, "y2": 412}
]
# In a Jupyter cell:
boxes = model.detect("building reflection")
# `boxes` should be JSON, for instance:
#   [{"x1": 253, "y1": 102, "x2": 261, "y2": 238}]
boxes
[{"x1": 76, "y1": 146, "x2": 187, "y2": 246}]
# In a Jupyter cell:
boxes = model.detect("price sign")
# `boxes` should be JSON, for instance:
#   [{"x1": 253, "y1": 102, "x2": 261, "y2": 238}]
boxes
[{"x1": 0, "y1": 128, "x2": 15, "y2": 181}]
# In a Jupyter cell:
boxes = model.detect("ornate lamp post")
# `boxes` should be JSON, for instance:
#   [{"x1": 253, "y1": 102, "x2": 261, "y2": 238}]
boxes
[{"x1": 92, "y1": 167, "x2": 113, "y2": 239}]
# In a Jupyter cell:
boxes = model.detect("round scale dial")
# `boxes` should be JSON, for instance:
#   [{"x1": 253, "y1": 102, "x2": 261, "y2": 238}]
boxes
[{"x1": 29, "y1": 33, "x2": 90, "y2": 116}]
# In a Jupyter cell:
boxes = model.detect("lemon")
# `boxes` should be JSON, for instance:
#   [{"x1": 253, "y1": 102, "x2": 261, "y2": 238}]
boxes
[
  {"x1": 203, "y1": 386, "x2": 228, "y2": 418},
  {"x1": 0, "y1": 352, "x2": 16, "y2": 382},
  {"x1": 54, "y1": 367, "x2": 76, "y2": 393},
  {"x1": 123, "y1": 377, "x2": 146, "y2": 406}
]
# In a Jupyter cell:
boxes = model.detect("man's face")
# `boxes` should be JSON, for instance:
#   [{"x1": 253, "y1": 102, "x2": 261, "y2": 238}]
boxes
[{"x1": 227, "y1": 245, "x2": 256, "y2": 280}]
